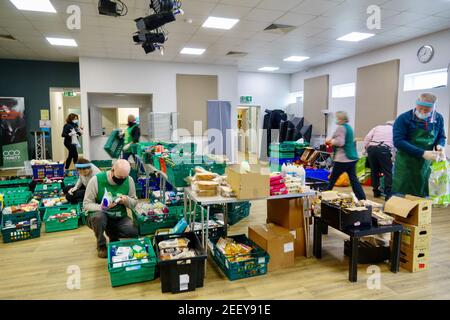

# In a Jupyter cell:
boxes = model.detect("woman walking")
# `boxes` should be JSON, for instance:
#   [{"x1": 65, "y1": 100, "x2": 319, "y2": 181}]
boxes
[{"x1": 62, "y1": 113, "x2": 83, "y2": 169}]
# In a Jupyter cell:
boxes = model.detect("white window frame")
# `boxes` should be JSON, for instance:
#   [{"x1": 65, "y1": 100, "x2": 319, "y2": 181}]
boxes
[
  {"x1": 288, "y1": 91, "x2": 304, "y2": 104},
  {"x1": 403, "y1": 68, "x2": 448, "y2": 92},
  {"x1": 332, "y1": 82, "x2": 356, "y2": 98}
]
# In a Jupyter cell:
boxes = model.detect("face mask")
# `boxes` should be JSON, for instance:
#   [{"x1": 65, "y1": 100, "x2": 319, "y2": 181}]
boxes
[
  {"x1": 128, "y1": 121, "x2": 135, "y2": 127},
  {"x1": 415, "y1": 110, "x2": 432, "y2": 120},
  {"x1": 73, "y1": 120, "x2": 79, "y2": 125},
  {"x1": 112, "y1": 175, "x2": 126, "y2": 185}
]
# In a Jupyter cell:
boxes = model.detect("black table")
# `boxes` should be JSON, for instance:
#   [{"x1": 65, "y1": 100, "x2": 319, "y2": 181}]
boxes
[{"x1": 313, "y1": 215, "x2": 403, "y2": 282}]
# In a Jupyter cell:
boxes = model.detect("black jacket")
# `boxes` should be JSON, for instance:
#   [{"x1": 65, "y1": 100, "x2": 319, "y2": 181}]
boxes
[{"x1": 62, "y1": 122, "x2": 82, "y2": 145}]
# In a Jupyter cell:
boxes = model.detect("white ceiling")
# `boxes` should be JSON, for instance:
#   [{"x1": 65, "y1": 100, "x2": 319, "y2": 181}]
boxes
[{"x1": 0, "y1": 0, "x2": 450, "y2": 74}]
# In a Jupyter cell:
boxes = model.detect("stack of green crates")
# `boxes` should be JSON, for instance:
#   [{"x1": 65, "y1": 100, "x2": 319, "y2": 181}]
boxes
[
  {"x1": 43, "y1": 203, "x2": 81, "y2": 233},
  {"x1": 210, "y1": 202, "x2": 251, "y2": 225},
  {"x1": 269, "y1": 142, "x2": 296, "y2": 158},
  {"x1": 131, "y1": 142, "x2": 158, "y2": 156},
  {"x1": 91, "y1": 160, "x2": 113, "y2": 171},
  {"x1": 0, "y1": 178, "x2": 32, "y2": 188},
  {"x1": 107, "y1": 237, "x2": 157, "y2": 287},
  {"x1": 104, "y1": 129, "x2": 124, "y2": 158},
  {"x1": 1, "y1": 210, "x2": 41, "y2": 243}
]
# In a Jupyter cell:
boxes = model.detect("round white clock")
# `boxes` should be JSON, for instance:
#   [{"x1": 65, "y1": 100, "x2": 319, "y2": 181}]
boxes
[{"x1": 417, "y1": 45, "x2": 434, "y2": 63}]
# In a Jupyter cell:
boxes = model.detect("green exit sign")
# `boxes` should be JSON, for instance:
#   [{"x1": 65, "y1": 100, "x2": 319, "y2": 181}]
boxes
[
  {"x1": 240, "y1": 96, "x2": 252, "y2": 103},
  {"x1": 64, "y1": 91, "x2": 76, "y2": 97}
]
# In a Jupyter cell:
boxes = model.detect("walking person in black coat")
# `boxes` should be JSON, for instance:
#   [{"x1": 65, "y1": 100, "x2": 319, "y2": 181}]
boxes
[{"x1": 62, "y1": 113, "x2": 83, "y2": 169}]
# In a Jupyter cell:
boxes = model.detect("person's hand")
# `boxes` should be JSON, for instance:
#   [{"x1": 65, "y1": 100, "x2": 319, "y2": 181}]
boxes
[
  {"x1": 115, "y1": 196, "x2": 127, "y2": 205},
  {"x1": 123, "y1": 143, "x2": 132, "y2": 151},
  {"x1": 68, "y1": 187, "x2": 77, "y2": 195},
  {"x1": 325, "y1": 138, "x2": 333, "y2": 146},
  {"x1": 423, "y1": 151, "x2": 439, "y2": 161}
]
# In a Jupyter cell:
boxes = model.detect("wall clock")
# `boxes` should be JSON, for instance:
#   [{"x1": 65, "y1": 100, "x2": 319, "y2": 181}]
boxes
[{"x1": 417, "y1": 45, "x2": 434, "y2": 63}]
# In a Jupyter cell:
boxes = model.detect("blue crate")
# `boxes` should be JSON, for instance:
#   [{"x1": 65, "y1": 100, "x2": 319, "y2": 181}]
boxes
[{"x1": 305, "y1": 169, "x2": 330, "y2": 181}]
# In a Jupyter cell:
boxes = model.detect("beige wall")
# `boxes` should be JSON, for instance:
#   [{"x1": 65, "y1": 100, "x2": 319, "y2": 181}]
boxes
[
  {"x1": 176, "y1": 74, "x2": 218, "y2": 134},
  {"x1": 303, "y1": 75, "x2": 329, "y2": 135}
]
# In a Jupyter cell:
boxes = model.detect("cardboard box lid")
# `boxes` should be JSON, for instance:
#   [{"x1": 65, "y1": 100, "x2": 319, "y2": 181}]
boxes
[
  {"x1": 226, "y1": 164, "x2": 271, "y2": 175},
  {"x1": 405, "y1": 194, "x2": 433, "y2": 205},
  {"x1": 384, "y1": 196, "x2": 418, "y2": 218},
  {"x1": 249, "y1": 223, "x2": 294, "y2": 241},
  {"x1": 321, "y1": 191, "x2": 340, "y2": 201}
]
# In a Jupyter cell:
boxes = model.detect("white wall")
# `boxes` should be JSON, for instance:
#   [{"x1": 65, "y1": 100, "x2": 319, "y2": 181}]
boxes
[
  {"x1": 79, "y1": 57, "x2": 238, "y2": 160},
  {"x1": 291, "y1": 29, "x2": 450, "y2": 140}
]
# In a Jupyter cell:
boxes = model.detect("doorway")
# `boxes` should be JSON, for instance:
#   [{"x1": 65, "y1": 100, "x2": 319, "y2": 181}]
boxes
[
  {"x1": 49, "y1": 88, "x2": 82, "y2": 165},
  {"x1": 237, "y1": 105, "x2": 260, "y2": 163}
]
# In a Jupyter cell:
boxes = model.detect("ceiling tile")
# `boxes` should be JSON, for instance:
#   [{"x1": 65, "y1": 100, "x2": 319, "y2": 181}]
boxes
[
  {"x1": 292, "y1": 0, "x2": 341, "y2": 15},
  {"x1": 244, "y1": 8, "x2": 285, "y2": 22},
  {"x1": 210, "y1": 4, "x2": 253, "y2": 19},
  {"x1": 274, "y1": 13, "x2": 317, "y2": 27},
  {"x1": 257, "y1": 0, "x2": 305, "y2": 11}
]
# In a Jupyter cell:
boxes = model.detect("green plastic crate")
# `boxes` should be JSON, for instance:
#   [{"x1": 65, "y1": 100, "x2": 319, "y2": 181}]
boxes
[
  {"x1": 209, "y1": 234, "x2": 269, "y2": 281},
  {"x1": 1, "y1": 210, "x2": 41, "y2": 243},
  {"x1": 211, "y1": 202, "x2": 251, "y2": 225},
  {"x1": 43, "y1": 204, "x2": 80, "y2": 233},
  {"x1": 206, "y1": 162, "x2": 227, "y2": 175},
  {"x1": 91, "y1": 160, "x2": 113, "y2": 169},
  {"x1": 131, "y1": 142, "x2": 158, "y2": 155},
  {"x1": 107, "y1": 237, "x2": 157, "y2": 287},
  {"x1": 35, "y1": 182, "x2": 61, "y2": 193},
  {"x1": 164, "y1": 160, "x2": 195, "y2": 188},
  {"x1": 104, "y1": 129, "x2": 124, "y2": 158},
  {"x1": 270, "y1": 142, "x2": 296, "y2": 152},
  {"x1": 63, "y1": 176, "x2": 79, "y2": 186},
  {"x1": 0, "y1": 186, "x2": 30, "y2": 194},
  {"x1": 132, "y1": 209, "x2": 179, "y2": 236},
  {"x1": 0, "y1": 178, "x2": 32, "y2": 187},
  {"x1": 3, "y1": 192, "x2": 32, "y2": 207},
  {"x1": 269, "y1": 151, "x2": 295, "y2": 158}
]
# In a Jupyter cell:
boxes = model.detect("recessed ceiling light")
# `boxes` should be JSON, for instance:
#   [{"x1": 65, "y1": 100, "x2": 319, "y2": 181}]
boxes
[
  {"x1": 202, "y1": 16, "x2": 239, "y2": 30},
  {"x1": 180, "y1": 47, "x2": 205, "y2": 55},
  {"x1": 258, "y1": 67, "x2": 279, "y2": 72},
  {"x1": 46, "y1": 37, "x2": 78, "y2": 47},
  {"x1": 10, "y1": 0, "x2": 56, "y2": 13},
  {"x1": 337, "y1": 32, "x2": 374, "y2": 42},
  {"x1": 284, "y1": 56, "x2": 310, "y2": 62}
]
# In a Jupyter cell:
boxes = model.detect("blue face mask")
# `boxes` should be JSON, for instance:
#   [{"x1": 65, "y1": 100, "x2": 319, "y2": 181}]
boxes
[
  {"x1": 73, "y1": 120, "x2": 79, "y2": 125},
  {"x1": 415, "y1": 110, "x2": 432, "y2": 120}
]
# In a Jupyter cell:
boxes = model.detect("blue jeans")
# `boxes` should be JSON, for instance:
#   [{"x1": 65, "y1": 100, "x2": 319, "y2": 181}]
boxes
[{"x1": 328, "y1": 161, "x2": 366, "y2": 200}]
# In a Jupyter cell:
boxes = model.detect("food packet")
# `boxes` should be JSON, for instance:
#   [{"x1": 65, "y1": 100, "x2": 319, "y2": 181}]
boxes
[
  {"x1": 158, "y1": 237, "x2": 190, "y2": 250},
  {"x1": 101, "y1": 188, "x2": 113, "y2": 209}
]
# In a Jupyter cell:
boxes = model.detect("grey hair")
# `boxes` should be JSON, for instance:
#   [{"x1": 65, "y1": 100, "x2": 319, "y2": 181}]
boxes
[
  {"x1": 335, "y1": 111, "x2": 349, "y2": 124},
  {"x1": 419, "y1": 93, "x2": 437, "y2": 103}
]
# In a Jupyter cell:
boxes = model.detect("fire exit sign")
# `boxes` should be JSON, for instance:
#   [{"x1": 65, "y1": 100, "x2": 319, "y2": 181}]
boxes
[
  {"x1": 240, "y1": 96, "x2": 252, "y2": 103},
  {"x1": 64, "y1": 91, "x2": 77, "y2": 97}
]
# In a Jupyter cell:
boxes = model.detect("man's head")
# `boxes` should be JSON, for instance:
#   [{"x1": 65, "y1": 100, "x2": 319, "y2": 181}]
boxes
[
  {"x1": 127, "y1": 114, "x2": 136, "y2": 124},
  {"x1": 110, "y1": 159, "x2": 130, "y2": 185},
  {"x1": 415, "y1": 93, "x2": 437, "y2": 115},
  {"x1": 75, "y1": 157, "x2": 92, "y2": 177}
]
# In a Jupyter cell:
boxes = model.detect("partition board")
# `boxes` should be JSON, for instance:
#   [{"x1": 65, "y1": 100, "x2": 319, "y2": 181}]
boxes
[
  {"x1": 355, "y1": 59, "x2": 400, "y2": 138},
  {"x1": 176, "y1": 74, "x2": 218, "y2": 135},
  {"x1": 303, "y1": 75, "x2": 329, "y2": 135}
]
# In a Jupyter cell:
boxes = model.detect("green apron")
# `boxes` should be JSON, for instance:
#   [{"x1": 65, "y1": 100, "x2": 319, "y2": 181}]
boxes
[
  {"x1": 393, "y1": 121, "x2": 435, "y2": 197},
  {"x1": 93, "y1": 171, "x2": 130, "y2": 218},
  {"x1": 124, "y1": 124, "x2": 138, "y2": 145},
  {"x1": 333, "y1": 123, "x2": 359, "y2": 161}
]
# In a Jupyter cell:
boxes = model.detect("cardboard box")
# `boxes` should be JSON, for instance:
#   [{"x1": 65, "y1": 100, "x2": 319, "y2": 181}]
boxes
[
  {"x1": 397, "y1": 243, "x2": 429, "y2": 273},
  {"x1": 248, "y1": 224, "x2": 295, "y2": 271},
  {"x1": 398, "y1": 222, "x2": 431, "y2": 249},
  {"x1": 225, "y1": 165, "x2": 270, "y2": 200},
  {"x1": 289, "y1": 227, "x2": 306, "y2": 257},
  {"x1": 300, "y1": 148, "x2": 315, "y2": 162},
  {"x1": 384, "y1": 195, "x2": 432, "y2": 226},
  {"x1": 267, "y1": 198, "x2": 304, "y2": 230}
]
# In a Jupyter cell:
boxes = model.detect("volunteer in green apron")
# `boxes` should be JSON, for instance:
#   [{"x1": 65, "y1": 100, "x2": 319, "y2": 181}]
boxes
[
  {"x1": 393, "y1": 93, "x2": 446, "y2": 198},
  {"x1": 83, "y1": 159, "x2": 138, "y2": 258},
  {"x1": 122, "y1": 114, "x2": 141, "y2": 161}
]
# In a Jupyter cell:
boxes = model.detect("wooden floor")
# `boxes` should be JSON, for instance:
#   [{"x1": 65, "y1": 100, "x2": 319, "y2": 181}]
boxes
[{"x1": 1, "y1": 186, "x2": 450, "y2": 300}]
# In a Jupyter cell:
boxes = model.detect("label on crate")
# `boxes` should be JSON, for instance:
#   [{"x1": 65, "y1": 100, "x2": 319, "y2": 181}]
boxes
[
  {"x1": 180, "y1": 274, "x2": 190, "y2": 291},
  {"x1": 125, "y1": 266, "x2": 141, "y2": 272},
  {"x1": 258, "y1": 257, "x2": 265, "y2": 264},
  {"x1": 290, "y1": 230, "x2": 297, "y2": 239},
  {"x1": 284, "y1": 242, "x2": 294, "y2": 253}
]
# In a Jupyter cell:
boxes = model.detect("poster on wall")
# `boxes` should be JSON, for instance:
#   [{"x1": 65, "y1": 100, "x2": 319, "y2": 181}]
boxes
[{"x1": 0, "y1": 97, "x2": 28, "y2": 168}]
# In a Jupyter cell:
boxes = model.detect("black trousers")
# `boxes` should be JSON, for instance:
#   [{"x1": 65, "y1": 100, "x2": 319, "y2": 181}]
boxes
[
  {"x1": 64, "y1": 141, "x2": 78, "y2": 169},
  {"x1": 367, "y1": 145, "x2": 393, "y2": 198},
  {"x1": 63, "y1": 185, "x2": 86, "y2": 204},
  {"x1": 328, "y1": 161, "x2": 366, "y2": 200}
]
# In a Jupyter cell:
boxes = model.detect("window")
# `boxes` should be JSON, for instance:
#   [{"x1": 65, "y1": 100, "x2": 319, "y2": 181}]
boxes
[
  {"x1": 288, "y1": 91, "x2": 303, "y2": 104},
  {"x1": 404, "y1": 68, "x2": 448, "y2": 92},
  {"x1": 332, "y1": 82, "x2": 355, "y2": 98}
]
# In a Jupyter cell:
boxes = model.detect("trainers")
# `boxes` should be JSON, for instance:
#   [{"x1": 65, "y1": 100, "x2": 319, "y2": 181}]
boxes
[{"x1": 97, "y1": 246, "x2": 108, "y2": 259}]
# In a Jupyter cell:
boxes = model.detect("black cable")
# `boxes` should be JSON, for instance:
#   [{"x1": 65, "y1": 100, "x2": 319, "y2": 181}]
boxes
[{"x1": 115, "y1": 0, "x2": 128, "y2": 16}]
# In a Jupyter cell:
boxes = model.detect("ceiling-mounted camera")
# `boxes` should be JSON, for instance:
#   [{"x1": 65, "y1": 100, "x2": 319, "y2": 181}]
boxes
[{"x1": 98, "y1": 0, "x2": 128, "y2": 17}]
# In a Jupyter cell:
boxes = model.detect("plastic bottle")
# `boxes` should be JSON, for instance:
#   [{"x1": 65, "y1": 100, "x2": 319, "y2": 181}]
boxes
[
  {"x1": 287, "y1": 163, "x2": 296, "y2": 177},
  {"x1": 298, "y1": 165, "x2": 306, "y2": 186},
  {"x1": 281, "y1": 163, "x2": 287, "y2": 176}
]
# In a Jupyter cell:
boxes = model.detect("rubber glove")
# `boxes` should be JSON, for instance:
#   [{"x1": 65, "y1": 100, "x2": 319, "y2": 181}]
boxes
[
  {"x1": 423, "y1": 151, "x2": 439, "y2": 161},
  {"x1": 123, "y1": 143, "x2": 132, "y2": 151},
  {"x1": 68, "y1": 187, "x2": 77, "y2": 195}
]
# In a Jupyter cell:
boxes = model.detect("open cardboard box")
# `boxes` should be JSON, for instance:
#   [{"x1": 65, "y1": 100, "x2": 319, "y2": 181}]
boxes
[
  {"x1": 225, "y1": 164, "x2": 270, "y2": 200},
  {"x1": 384, "y1": 195, "x2": 432, "y2": 226}
]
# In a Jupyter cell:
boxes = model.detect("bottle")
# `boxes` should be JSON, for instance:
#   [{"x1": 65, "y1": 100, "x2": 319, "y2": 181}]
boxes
[
  {"x1": 281, "y1": 163, "x2": 287, "y2": 176},
  {"x1": 298, "y1": 165, "x2": 306, "y2": 186}
]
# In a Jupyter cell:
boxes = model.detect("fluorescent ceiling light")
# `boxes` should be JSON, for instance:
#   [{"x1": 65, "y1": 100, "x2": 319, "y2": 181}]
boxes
[
  {"x1": 180, "y1": 47, "x2": 205, "y2": 55},
  {"x1": 337, "y1": 32, "x2": 374, "y2": 42},
  {"x1": 10, "y1": 0, "x2": 56, "y2": 13},
  {"x1": 46, "y1": 37, "x2": 78, "y2": 47},
  {"x1": 284, "y1": 56, "x2": 310, "y2": 62},
  {"x1": 258, "y1": 67, "x2": 279, "y2": 72},
  {"x1": 202, "y1": 16, "x2": 239, "y2": 30}
]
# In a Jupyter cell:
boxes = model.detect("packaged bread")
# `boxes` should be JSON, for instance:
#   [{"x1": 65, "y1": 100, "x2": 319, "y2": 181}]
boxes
[
  {"x1": 196, "y1": 181, "x2": 219, "y2": 191},
  {"x1": 197, "y1": 189, "x2": 217, "y2": 197},
  {"x1": 158, "y1": 237, "x2": 190, "y2": 250},
  {"x1": 195, "y1": 172, "x2": 217, "y2": 181}
]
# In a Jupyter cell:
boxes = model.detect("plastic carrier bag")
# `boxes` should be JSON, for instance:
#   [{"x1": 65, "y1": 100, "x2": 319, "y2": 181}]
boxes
[{"x1": 429, "y1": 160, "x2": 450, "y2": 207}]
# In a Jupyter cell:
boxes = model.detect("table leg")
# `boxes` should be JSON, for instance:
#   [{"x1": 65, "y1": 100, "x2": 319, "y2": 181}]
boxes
[
  {"x1": 349, "y1": 236, "x2": 359, "y2": 282},
  {"x1": 302, "y1": 197, "x2": 310, "y2": 258},
  {"x1": 313, "y1": 217, "x2": 322, "y2": 259},
  {"x1": 223, "y1": 203, "x2": 228, "y2": 237},
  {"x1": 183, "y1": 190, "x2": 187, "y2": 221},
  {"x1": 205, "y1": 205, "x2": 210, "y2": 275},
  {"x1": 189, "y1": 196, "x2": 192, "y2": 225},
  {"x1": 391, "y1": 231, "x2": 401, "y2": 273},
  {"x1": 201, "y1": 205, "x2": 205, "y2": 248}
]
